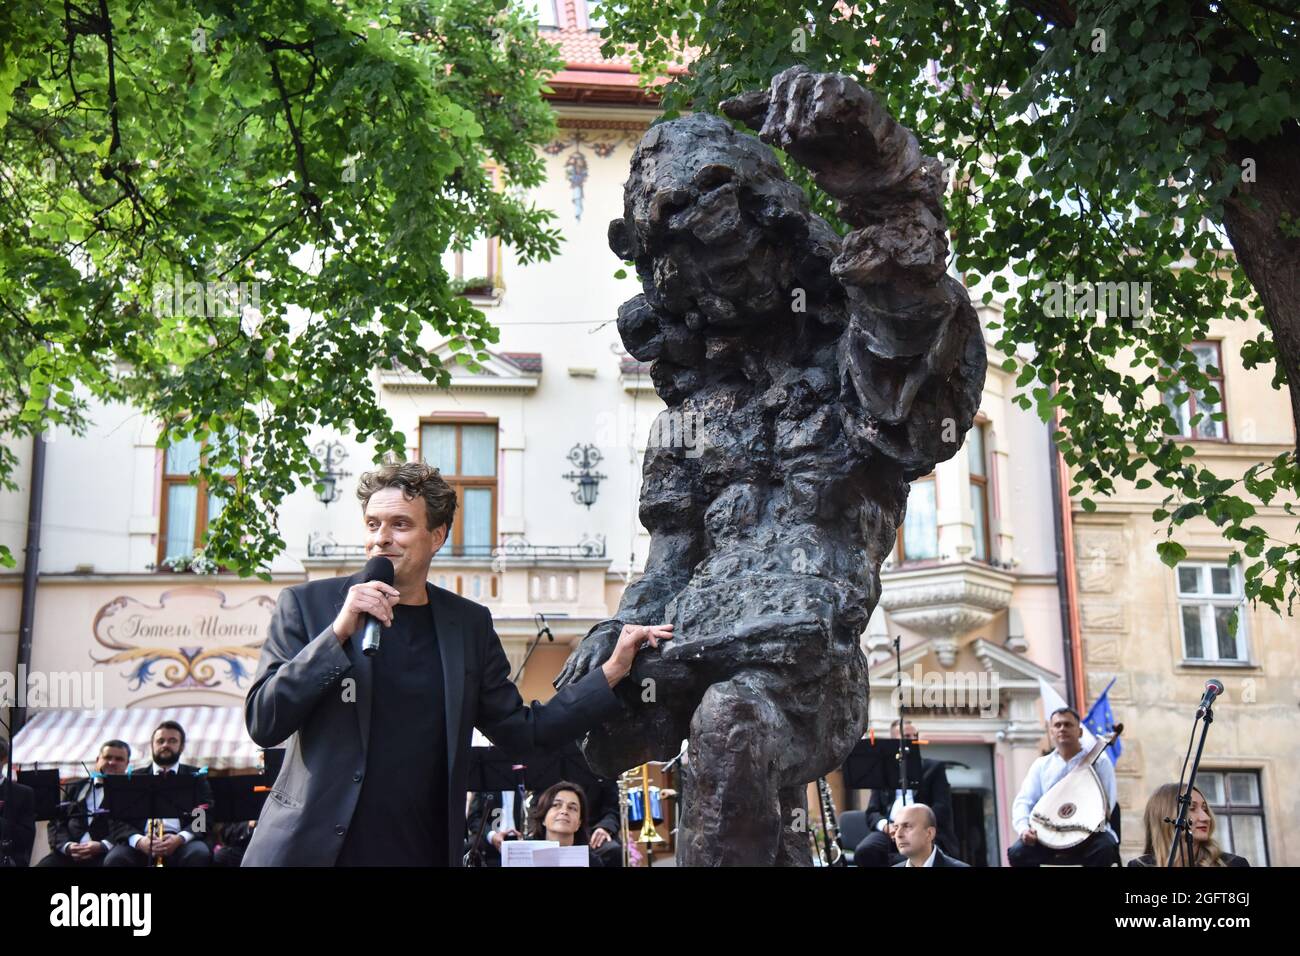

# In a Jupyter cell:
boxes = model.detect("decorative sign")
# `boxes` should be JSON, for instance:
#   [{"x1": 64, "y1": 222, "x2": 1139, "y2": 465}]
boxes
[{"x1": 92, "y1": 586, "x2": 273, "y2": 693}]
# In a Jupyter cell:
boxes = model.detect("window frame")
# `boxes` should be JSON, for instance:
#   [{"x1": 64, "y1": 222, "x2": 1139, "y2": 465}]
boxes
[
  {"x1": 418, "y1": 416, "x2": 499, "y2": 559},
  {"x1": 1197, "y1": 769, "x2": 1270, "y2": 866},
  {"x1": 968, "y1": 420, "x2": 992, "y2": 563},
  {"x1": 1164, "y1": 340, "x2": 1229, "y2": 441},
  {"x1": 895, "y1": 473, "x2": 939, "y2": 565},
  {"x1": 156, "y1": 439, "x2": 237, "y2": 569},
  {"x1": 442, "y1": 165, "x2": 502, "y2": 296},
  {"x1": 1175, "y1": 561, "x2": 1249, "y2": 664}
]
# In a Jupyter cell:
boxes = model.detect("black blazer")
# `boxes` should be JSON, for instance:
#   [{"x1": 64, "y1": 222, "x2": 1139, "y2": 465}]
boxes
[
  {"x1": 111, "y1": 764, "x2": 215, "y2": 847},
  {"x1": 892, "y1": 847, "x2": 970, "y2": 868},
  {"x1": 1128, "y1": 852, "x2": 1250, "y2": 867},
  {"x1": 243, "y1": 573, "x2": 623, "y2": 866},
  {"x1": 48, "y1": 778, "x2": 116, "y2": 852},
  {"x1": 0, "y1": 777, "x2": 37, "y2": 866},
  {"x1": 866, "y1": 758, "x2": 958, "y2": 857}
]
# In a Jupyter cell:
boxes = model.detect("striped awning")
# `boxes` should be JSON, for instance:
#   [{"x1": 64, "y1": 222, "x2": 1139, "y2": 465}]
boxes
[{"x1": 10, "y1": 706, "x2": 261, "y2": 779}]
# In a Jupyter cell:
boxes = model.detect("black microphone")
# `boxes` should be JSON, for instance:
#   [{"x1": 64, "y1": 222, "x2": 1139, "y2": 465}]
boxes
[
  {"x1": 360, "y1": 556, "x2": 395, "y2": 657},
  {"x1": 1196, "y1": 678, "x2": 1225, "y2": 716},
  {"x1": 535, "y1": 613, "x2": 554, "y2": 642}
]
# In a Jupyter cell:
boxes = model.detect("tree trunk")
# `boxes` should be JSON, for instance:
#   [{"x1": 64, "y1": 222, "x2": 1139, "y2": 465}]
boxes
[{"x1": 1220, "y1": 121, "x2": 1300, "y2": 449}]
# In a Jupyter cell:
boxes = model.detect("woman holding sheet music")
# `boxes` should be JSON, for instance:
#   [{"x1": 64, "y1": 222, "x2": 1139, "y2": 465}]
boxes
[{"x1": 527, "y1": 781, "x2": 590, "y2": 852}]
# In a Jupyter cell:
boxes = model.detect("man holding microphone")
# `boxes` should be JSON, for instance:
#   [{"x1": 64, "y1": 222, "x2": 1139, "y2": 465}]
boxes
[{"x1": 243, "y1": 461, "x2": 670, "y2": 866}]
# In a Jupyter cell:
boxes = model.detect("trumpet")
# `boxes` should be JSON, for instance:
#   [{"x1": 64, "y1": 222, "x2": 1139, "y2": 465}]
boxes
[{"x1": 149, "y1": 818, "x2": 165, "y2": 867}]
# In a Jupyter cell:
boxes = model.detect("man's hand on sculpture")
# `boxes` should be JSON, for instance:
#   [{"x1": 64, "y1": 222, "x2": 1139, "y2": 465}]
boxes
[{"x1": 600, "y1": 623, "x2": 675, "y2": 688}]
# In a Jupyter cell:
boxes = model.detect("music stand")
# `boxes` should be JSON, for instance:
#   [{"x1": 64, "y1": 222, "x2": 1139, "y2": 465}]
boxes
[
  {"x1": 518, "y1": 741, "x2": 604, "y2": 794},
  {"x1": 465, "y1": 747, "x2": 522, "y2": 793},
  {"x1": 841, "y1": 739, "x2": 924, "y2": 792},
  {"x1": 210, "y1": 775, "x2": 272, "y2": 823},
  {"x1": 103, "y1": 773, "x2": 206, "y2": 851}
]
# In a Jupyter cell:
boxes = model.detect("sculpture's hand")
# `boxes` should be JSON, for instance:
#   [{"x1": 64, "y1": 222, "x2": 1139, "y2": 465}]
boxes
[
  {"x1": 554, "y1": 620, "x2": 620, "y2": 691},
  {"x1": 721, "y1": 65, "x2": 928, "y2": 218}
]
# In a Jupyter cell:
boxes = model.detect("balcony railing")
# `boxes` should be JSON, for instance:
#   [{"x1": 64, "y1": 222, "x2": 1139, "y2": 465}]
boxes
[{"x1": 306, "y1": 532, "x2": 607, "y2": 562}]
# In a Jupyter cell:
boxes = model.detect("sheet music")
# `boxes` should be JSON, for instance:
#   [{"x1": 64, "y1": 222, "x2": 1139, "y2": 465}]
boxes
[
  {"x1": 530, "y1": 845, "x2": 590, "y2": 867},
  {"x1": 500, "y1": 839, "x2": 557, "y2": 867}
]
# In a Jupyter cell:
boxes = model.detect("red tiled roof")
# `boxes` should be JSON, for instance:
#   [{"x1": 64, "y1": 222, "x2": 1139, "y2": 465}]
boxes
[
  {"x1": 502, "y1": 351, "x2": 543, "y2": 374},
  {"x1": 541, "y1": 0, "x2": 691, "y2": 104}
]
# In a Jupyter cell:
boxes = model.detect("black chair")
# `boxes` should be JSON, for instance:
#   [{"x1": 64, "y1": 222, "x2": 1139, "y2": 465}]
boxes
[{"x1": 838, "y1": 810, "x2": 868, "y2": 864}]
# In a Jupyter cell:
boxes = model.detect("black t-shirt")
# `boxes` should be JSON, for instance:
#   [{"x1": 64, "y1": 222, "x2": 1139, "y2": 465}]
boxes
[{"x1": 337, "y1": 602, "x2": 449, "y2": 866}]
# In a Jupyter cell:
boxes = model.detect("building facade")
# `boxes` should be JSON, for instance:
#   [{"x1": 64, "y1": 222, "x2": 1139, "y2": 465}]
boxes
[{"x1": 1069, "y1": 315, "x2": 1299, "y2": 867}]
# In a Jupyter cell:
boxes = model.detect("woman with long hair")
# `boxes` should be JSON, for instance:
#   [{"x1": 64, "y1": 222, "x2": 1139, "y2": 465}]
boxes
[
  {"x1": 527, "y1": 781, "x2": 592, "y2": 856},
  {"x1": 1129, "y1": 783, "x2": 1250, "y2": 867}
]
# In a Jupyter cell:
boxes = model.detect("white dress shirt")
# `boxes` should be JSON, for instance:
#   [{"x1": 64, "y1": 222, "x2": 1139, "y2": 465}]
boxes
[{"x1": 1012, "y1": 746, "x2": 1118, "y2": 837}]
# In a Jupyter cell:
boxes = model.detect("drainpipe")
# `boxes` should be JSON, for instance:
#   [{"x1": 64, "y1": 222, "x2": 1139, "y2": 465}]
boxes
[
  {"x1": 1047, "y1": 411, "x2": 1085, "y2": 710},
  {"x1": 12, "y1": 425, "x2": 48, "y2": 737}
]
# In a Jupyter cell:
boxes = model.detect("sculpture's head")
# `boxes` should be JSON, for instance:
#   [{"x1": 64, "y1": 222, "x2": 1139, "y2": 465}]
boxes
[{"x1": 608, "y1": 112, "x2": 841, "y2": 336}]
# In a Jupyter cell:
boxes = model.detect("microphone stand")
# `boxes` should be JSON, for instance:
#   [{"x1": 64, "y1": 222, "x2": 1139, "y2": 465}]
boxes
[
  {"x1": 464, "y1": 792, "x2": 498, "y2": 868},
  {"x1": 895, "y1": 636, "x2": 913, "y2": 804},
  {"x1": 1165, "y1": 695, "x2": 1216, "y2": 868},
  {"x1": 511, "y1": 614, "x2": 553, "y2": 685}
]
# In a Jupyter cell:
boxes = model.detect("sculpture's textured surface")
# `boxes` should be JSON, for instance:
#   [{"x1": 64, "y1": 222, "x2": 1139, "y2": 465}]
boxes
[{"x1": 555, "y1": 66, "x2": 987, "y2": 865}]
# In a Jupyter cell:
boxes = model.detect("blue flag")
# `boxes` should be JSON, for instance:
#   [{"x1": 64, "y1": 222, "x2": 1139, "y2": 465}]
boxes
[{"x1": 1084, "y1": 678, "x2": 1122, "y2": 764}]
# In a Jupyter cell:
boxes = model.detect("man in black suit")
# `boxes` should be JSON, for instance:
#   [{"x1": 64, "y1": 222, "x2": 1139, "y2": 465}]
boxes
[
  {"x1": 855, "y1": 719, "x2": 960, "y2": 867},
  {"x1": 0, "y1": 737, "x2": 36, "y2": 867},
  {"x1": 243, "y1": 461, "x2": 671, "y2": 867},
  {"x1": 37, "y1": 739, "x2": 132, "y2": 867},
  {"x1": 104, "y1": 721, "x2": 214, "y2": 866},
  {"x1": 890, "y1": 804, "x2": 969, "y2": 868}
]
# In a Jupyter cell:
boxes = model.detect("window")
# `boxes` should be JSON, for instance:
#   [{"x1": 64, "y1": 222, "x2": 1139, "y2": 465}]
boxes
[
  {"x1": 1198, "y1": 770, "x2": 1269, "y2": 865},
  {"x1": 585, "y1": 1, "x2": 606, "y2": 30},
  {"x1": 1176, "y1": 562, "x2": 1247, "y2": 663},
  {"x1": 524, "y1": 0, "x2": 559, "y2": 28},
  {"x1": 441, "y1": 166, "x2": 501, "y2": 295},
  {"x1": 158, "y1": 433, "x2": 237, "y2": 565},
  {"x1": 967, "y1": 422, "x2": 991, "y2": 562},
  {"x1": 1163, "y1": 342, "x2": 1227, "y2": 440},
  {"x1": 420, "y1": 419, "x2": 498, "y2": 557},
  {"x1": 897, "y1": 476, "x2": 938, "y2": 562}
]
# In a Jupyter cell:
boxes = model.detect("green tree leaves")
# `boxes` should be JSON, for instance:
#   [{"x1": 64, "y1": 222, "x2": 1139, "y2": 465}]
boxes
[{"x1": 0, "y1": 0, "x2": 565, "y2": 576}]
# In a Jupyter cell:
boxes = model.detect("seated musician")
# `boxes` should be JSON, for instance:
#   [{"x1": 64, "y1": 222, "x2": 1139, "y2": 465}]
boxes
[
  {"x1": 37, "y1": 739, "x2": 131, "y2": 868},
  {"x1": 1009, "y1": 707, "x2": 1118, "y2": 867},
  {"x1": 0, "y1": 737, "x2": 37, "y2": 867},
  {"x1": 1128, "y1": 783, "x2": 1250, "y2": 867},
  {"x1": 524, "y1": 780, "x2": 619, "y2": 867},
  {"x1": 891, "y1": 804, "x2": 970, "y2": 868},
  {"x1": 104, "y1": 720, "x2": 214, "y2": 867},
  {"x1": 854, "y1": 720, "x2": 960, "y2": 867},
  {"x1": 468, "y1": 775, "x2": 623, "y2": 867}
]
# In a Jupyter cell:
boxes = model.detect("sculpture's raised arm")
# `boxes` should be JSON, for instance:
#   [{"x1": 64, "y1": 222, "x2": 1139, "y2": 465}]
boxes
[{"x1": 723, "y1": 65, "x2": 985, "y2": 478}]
